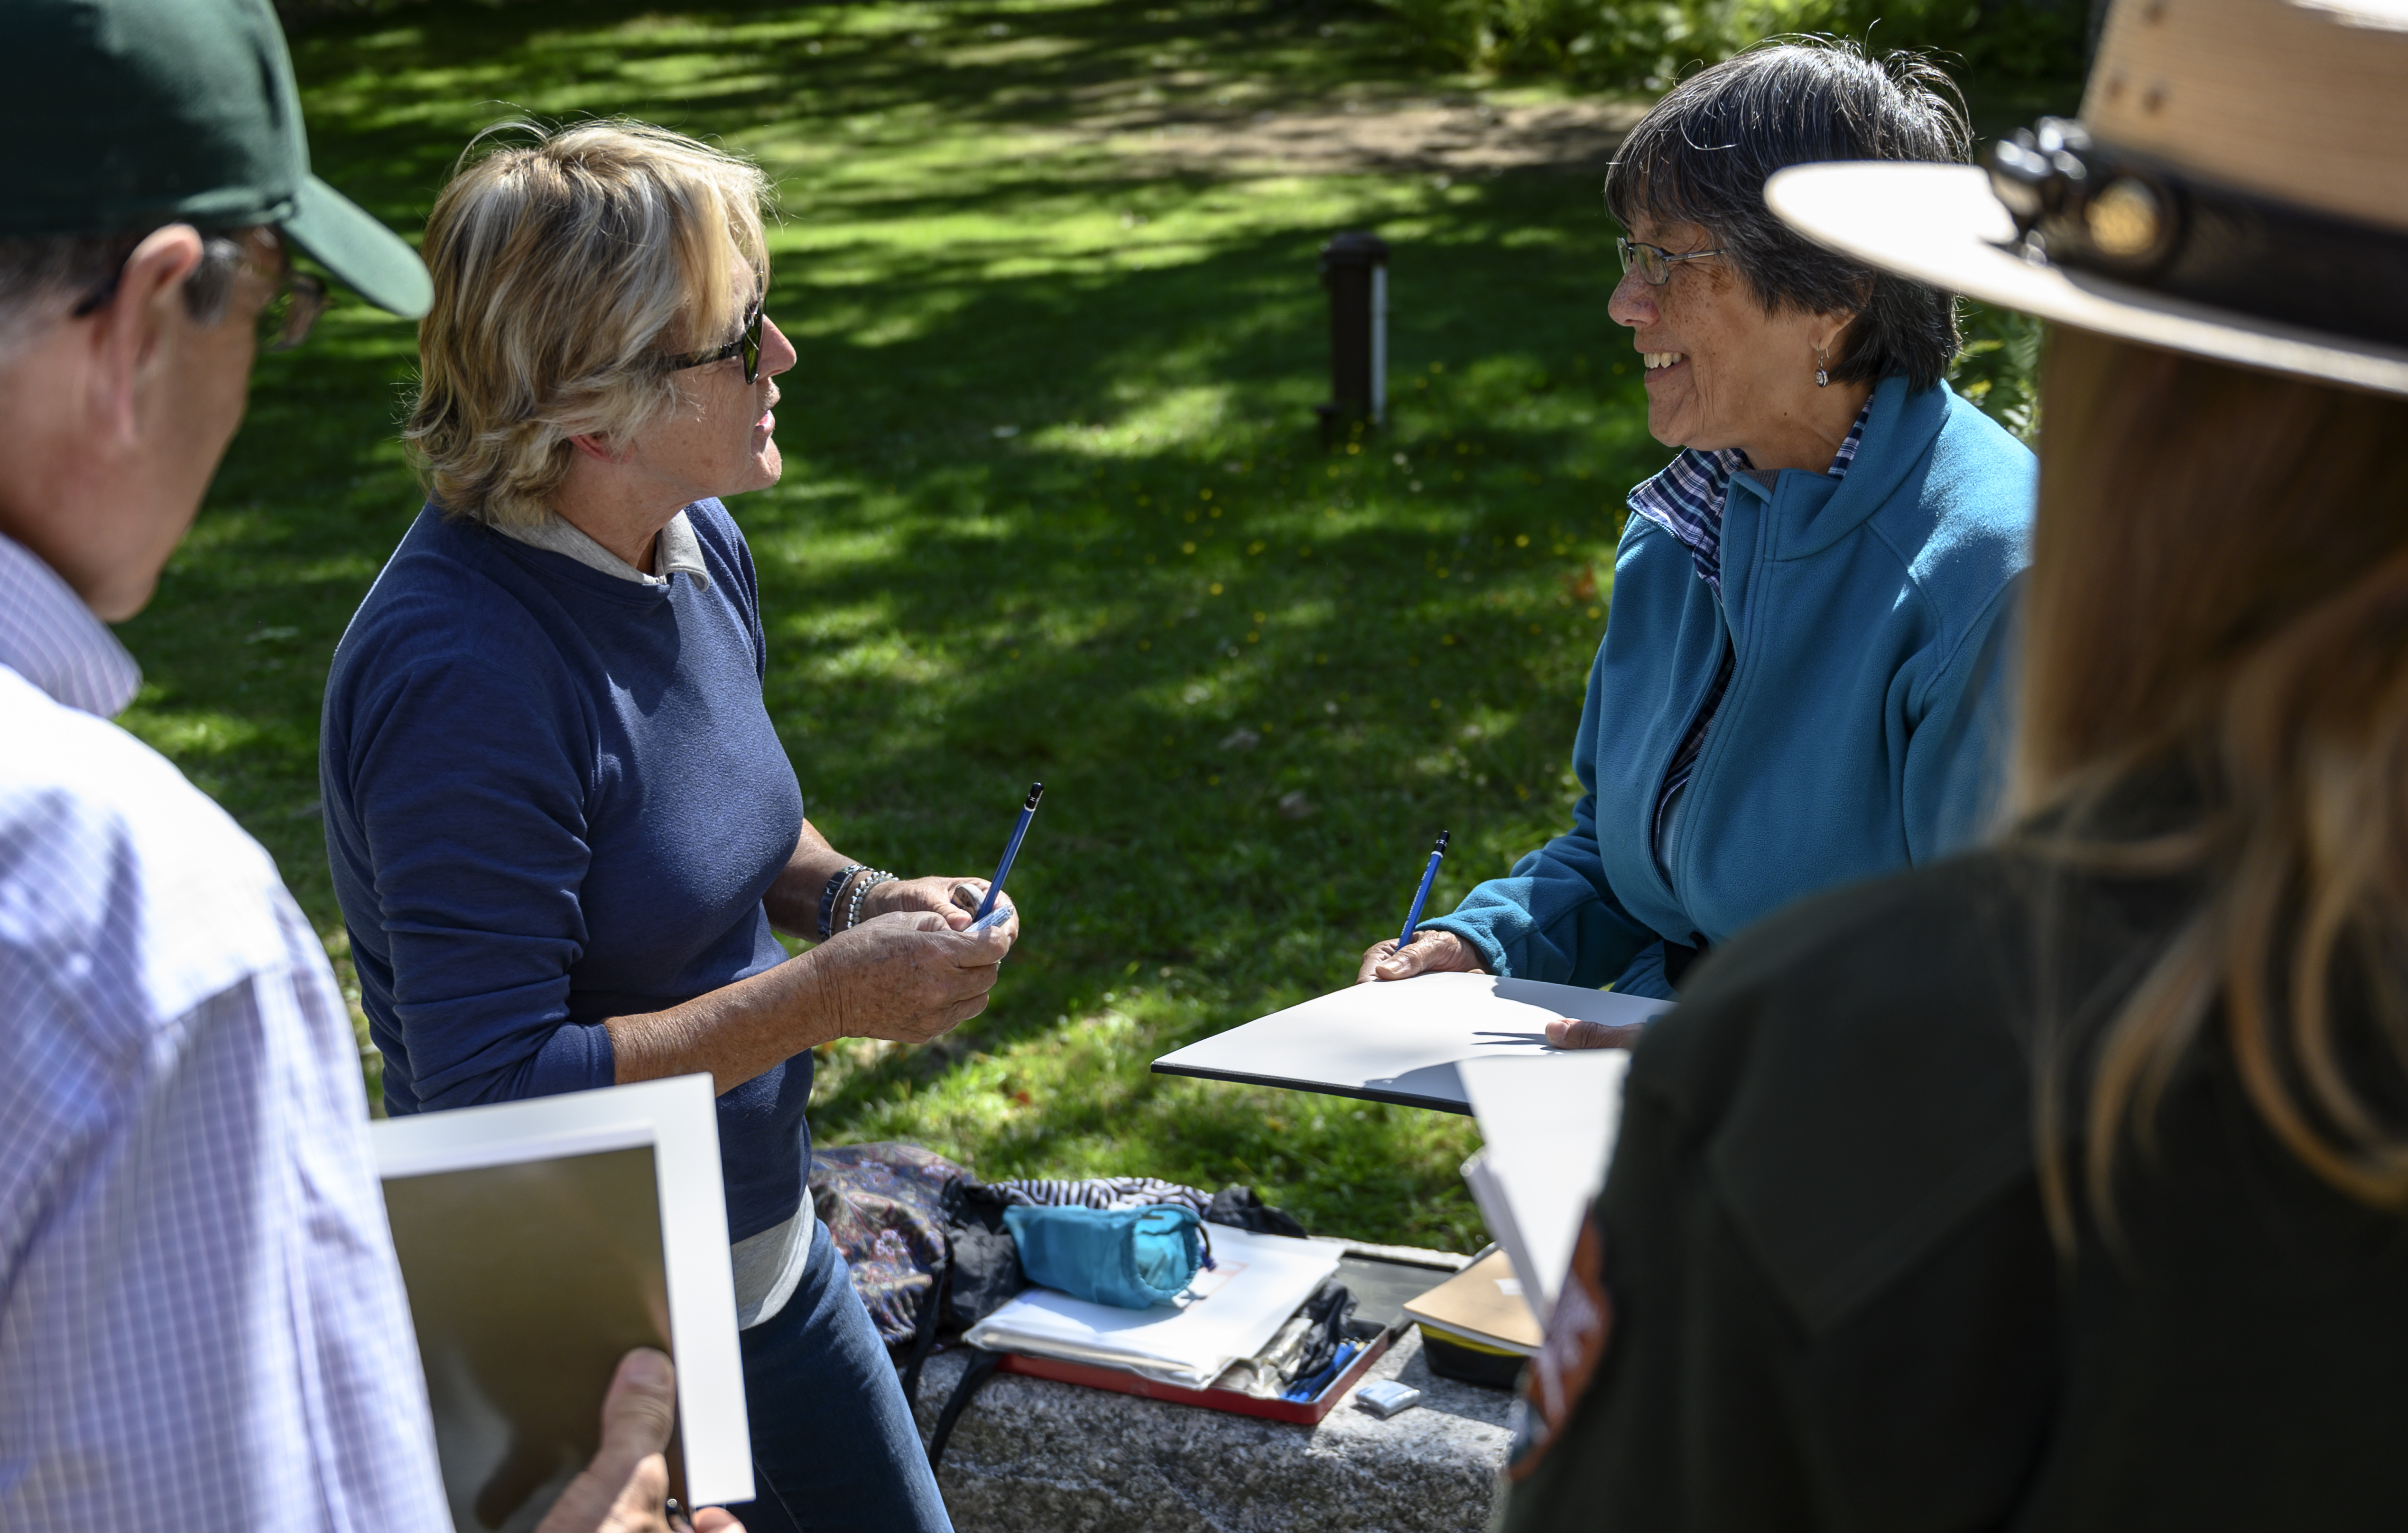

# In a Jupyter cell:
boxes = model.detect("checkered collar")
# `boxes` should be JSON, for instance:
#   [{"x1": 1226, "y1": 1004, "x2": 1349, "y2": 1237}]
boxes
[
  {"x1": 0, "y1": 531, "x2": 140, "y2": 717},
  {"x1": 1625, "y1": 403, "x2": 1870, "y2": 595}
]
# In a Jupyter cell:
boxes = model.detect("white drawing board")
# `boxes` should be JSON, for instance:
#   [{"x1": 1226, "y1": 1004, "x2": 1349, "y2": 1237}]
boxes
[
  {"x1": 1151, "y1": 970, "x2": 1668, "y2": 1112},
  {"x1": 372, "y1": 1075, "x2": 751, "y2": 1529},
  {"x1": 1458, "y1": 1050, "x2": 1631, "y2": 1322}
]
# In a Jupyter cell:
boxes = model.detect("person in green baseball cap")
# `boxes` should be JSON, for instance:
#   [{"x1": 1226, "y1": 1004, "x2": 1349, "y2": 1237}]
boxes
[
  {"x1": 0, "y1": 2, "x2": 738, "y2": 1530},
  {"x1": 5, "y1": 0, "x2": 433, "y2": 315}
]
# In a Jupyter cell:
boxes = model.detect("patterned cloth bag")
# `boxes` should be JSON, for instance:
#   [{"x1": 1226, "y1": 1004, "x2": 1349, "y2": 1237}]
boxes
[
  {"x1": 809, "y1": 1144, "x2": 1304, "y2": 1344},
  {"x1": 808, "y1": 1142, "x2": 966, "y2": 1346}
]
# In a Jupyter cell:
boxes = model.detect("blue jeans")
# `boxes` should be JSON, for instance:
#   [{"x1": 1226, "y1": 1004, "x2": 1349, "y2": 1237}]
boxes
[{"x1": 722, "y1": 1220, "x2": 951, "y2": 1533}]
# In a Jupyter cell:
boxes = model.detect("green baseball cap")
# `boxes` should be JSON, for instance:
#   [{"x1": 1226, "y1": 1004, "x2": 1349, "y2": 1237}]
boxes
[{"x1": 3, "y1": 0, "x2": 430, "y2": 318}]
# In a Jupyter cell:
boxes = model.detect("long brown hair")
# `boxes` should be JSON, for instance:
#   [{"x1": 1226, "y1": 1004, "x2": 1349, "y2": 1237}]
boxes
[{"x1": 2013, "y1": 325, "x2": 2408, "y2": 1238}]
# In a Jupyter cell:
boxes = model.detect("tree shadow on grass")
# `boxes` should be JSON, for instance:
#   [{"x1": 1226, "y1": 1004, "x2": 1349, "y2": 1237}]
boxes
[
  {"x1": 126, "y1": 0, "x2": 1659, "y2": 1242},
  {"x1": 732, "y1": 171, "x2": 1651, "y2": 1069},
  {"x1": 280, "y1": 0, "x2": 1443, "y2": 238}
]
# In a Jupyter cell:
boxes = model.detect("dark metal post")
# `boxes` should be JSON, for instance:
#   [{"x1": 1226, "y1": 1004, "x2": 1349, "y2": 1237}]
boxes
[{"x1": 1316, "y1": 231, "x2": 1388, "y2": 444}]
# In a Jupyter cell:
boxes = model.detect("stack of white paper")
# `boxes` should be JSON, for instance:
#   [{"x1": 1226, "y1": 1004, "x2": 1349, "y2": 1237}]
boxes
[
  {"x1": 1457, "y1": 1050, "x2": 1631, "y2": 1323},
  {"x1": 964, "y1": 1224, "x2": 1340, "y2": 1386}
]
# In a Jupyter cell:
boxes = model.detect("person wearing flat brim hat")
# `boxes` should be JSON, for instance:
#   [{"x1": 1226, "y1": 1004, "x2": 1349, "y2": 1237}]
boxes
[
  {"x1": 1762, "y1": 0, "x2": 2408, "y2": 398},
  {"x1": 0, "y1": 2, "x2": 734, "y2": 1530},
  {"x1": 1496, "y1": 2, "x2": 2408, "y2": 1530}
]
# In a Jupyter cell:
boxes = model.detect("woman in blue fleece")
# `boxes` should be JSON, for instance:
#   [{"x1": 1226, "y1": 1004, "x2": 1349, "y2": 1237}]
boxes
[
  {"x1": 322, "y1": 124, "x2": 1001, "y2": 1533},
  {"x1": 1359, "y1": 44, "x2": 2034, "y2": 1026}
]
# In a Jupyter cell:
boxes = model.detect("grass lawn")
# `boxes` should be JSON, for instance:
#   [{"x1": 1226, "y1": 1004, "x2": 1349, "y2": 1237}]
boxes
[{"x1": 125, "y1": 0, "x2": 2065, "y2": 1250}]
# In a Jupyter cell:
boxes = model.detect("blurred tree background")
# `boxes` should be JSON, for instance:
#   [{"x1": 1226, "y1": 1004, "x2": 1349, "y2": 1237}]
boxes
[
  {"x1": 164, "y1": 0, "x2": 2073, "y2": 1248},
  {"x1": 1370, "y1": 0, "x2": 2087, "y2": 93}
]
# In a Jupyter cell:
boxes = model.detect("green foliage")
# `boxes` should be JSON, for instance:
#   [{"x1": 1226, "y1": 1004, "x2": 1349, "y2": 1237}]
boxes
[
  {"x1": 1950, "y1": 298, "x2": 2045, "y2": 443},
  {"x1": 1373, "y1": 0, "x2": 2088, "y2": 91},
  {"x1": 130, "y1": 0, "x2": 2042, "y2": 1250}
]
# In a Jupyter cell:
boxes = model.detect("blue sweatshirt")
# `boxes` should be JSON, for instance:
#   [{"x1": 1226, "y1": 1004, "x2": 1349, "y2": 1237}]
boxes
[
  {"x1": 320, "y1": 502, "x2": 810, "y2": 1241},
  {"x1": 1424, "y1": 378, "x2": 2034, "y2": 1000}
]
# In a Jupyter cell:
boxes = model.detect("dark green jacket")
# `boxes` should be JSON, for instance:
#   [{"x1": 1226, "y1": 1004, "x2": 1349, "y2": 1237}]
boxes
[{"x1": 1502, "y1": 851, "x2": 2408, "y2": 1532}]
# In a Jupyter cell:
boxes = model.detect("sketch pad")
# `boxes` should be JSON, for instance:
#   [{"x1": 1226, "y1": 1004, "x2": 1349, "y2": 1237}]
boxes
[
  {"x1": 965, "y1": 1224, "x2": 1341, "y2": 1386},
  {"x1": 1400, "y1": 1249, "x2": 1543, "y2": 1356},
  {"x1": 1151, "y1": 970, "x2": 1667, "y2": 1112},
  {"x1": 371, "y1": 1075, "x2": 752, "y2": 1532},
  {"x1": 1458, "y1": 1050, "x2": 1631, "y2": 1321}
]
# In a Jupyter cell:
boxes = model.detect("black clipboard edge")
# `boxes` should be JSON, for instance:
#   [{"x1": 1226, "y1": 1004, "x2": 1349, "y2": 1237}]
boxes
[{"x1": 1148, "y1": 1060, "x2": 1472, "y2": 1115}]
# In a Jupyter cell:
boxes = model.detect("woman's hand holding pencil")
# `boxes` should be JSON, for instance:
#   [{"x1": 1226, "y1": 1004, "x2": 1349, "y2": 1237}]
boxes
[
  {"x1": 1356, "y1": 927, "x2": 1487, "y2": 984},
  {"x1": 856, "y1": 873, "x2": 1010, "y2": 932},
  {"x1": 813, "y1": 910, "x2": 1016, "y2": 1044},
  {"x1": 1357, "y1": 829, "x2": 1485, "y2": 985}
]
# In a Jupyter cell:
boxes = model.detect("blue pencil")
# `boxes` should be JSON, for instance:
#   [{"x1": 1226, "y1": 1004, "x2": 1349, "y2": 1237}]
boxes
[
  {"x1": 1395, "y1": 829, "x2": 1450, "y2": 950},
  {"x1": 972, "y1": 781, "x2": 1045, "y2": 923}
]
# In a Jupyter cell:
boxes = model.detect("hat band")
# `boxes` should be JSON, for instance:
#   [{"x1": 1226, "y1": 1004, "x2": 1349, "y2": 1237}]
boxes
[{"x1": 1988, "y1": 119, "x2": 2408, "y2": 351}]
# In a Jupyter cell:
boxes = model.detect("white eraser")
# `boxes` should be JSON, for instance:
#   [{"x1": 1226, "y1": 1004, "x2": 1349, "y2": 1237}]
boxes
[
  {"x1": 967, "y1": 899, "x2": 1014, "y2": 934},
  {"x1": 1355, "y1": 1380, "x2": 1421, "y2": 1419}
]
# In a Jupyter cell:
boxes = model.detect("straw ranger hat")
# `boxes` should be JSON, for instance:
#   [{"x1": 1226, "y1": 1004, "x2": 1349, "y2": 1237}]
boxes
[{"x1": 1764, "y1": 0, "x2": 2408, "y2": 396}]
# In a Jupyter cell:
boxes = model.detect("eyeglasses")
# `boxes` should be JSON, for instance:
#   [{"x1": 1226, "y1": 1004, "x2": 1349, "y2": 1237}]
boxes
[
  {"x1": 71, "y1": 237, "x2": 329, "y2": 352},
  {"x1": 663, "y1": 299, "x2": 765, "y2": 385},
  {"x1": 259, "y1": 270, "x2": 327, "y2": 352},
  {"x1": 1616, "y1": 237, "x2": 1725, "y2": 286}
]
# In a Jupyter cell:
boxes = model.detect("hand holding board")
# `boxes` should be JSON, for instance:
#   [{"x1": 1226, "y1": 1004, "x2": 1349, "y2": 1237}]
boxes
[
  {"x1": 371, "y1": 1076, "x2": 752, "y2": 1532},
  {"x1": 1152, "y1": 970, "x2": 1667, "y2": 1113}
]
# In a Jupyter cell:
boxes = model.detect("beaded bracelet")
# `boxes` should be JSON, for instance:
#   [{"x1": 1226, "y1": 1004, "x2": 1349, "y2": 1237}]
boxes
[
  {"x1": 816, "y1": 863, "x2": 868, "y2": 941},
  {"x1": 843, "y1": 869, "x2": 899, "y2": 934}
]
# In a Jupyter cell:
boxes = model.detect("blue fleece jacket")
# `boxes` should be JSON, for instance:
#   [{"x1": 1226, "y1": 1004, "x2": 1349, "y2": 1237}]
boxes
[
  {"x1": 1423, "y1": 378, "x2": 2034, "y2": 1000},
  {"x1": 320, "y1": 501, "x2": 810, "y2": 1241}
]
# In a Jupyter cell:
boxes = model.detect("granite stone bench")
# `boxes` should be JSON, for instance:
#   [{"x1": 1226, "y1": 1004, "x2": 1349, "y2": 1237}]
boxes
[{"x1": 908, "y1": 1244, "x2": 1517, "y2": 1533}]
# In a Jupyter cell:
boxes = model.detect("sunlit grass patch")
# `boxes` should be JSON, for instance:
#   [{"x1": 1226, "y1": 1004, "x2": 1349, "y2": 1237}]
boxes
[{"x1": 118, "y1": 0, "x2": 2052, "y2": 1247}]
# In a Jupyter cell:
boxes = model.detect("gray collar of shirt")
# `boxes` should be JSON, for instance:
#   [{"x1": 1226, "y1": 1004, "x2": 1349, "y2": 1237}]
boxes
[
  {"x1": 492, "y1": 508, "x2": 712, "y2": 589},
  {"x1": 0, "y1": 531, "x2": 141, "y2": 717}
]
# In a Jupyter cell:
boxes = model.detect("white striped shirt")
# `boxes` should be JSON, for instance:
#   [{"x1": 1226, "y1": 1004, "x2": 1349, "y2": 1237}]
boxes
[{"x1": 0, "y1": 532, "x2": 451, "y2": 1531}]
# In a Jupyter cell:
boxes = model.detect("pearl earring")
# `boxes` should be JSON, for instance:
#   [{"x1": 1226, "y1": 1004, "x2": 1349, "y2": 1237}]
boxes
[{"x1": 1814, "y1": 345, "x2": 1831, "y2": 388}]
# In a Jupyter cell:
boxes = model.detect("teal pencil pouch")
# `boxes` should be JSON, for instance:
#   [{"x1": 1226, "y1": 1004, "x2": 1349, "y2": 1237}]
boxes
[{"x1": 1003, "y1": 1204, "x2": 1210, "y2": 1310}]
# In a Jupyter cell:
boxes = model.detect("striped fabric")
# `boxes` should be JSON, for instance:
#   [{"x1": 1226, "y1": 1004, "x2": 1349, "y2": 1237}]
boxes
[
  {"x1": 0, "y1": 530, "x2": 140, "y2": 716},
  {"x1": 990, "y1": 1176, "x2": 1213, "y2": 1219},
  {"x1": 1645, "y1": 405, "x2": 1873, "y2": 855},
  {"x1": 1625, "y1": 445, "x2": 1749, "y2": 595},
  {"x1": 1624, "y1": 403, "x2": 1869, "y2": 595},
  {"x1": 1829, "y1": 404, "x2": 1869, "y2": 475},
  {"x1": 0, "y1": 532, "x2": 451, "y2": 1531},
  {"x1": 1653, "y1": 645, "x2": 1738, "y2": 856}
]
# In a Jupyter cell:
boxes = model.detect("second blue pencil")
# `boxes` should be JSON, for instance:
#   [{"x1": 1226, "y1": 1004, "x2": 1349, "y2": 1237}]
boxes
[
  {"x1": 972, "y1": 781, "x2": 1045, "y2": 924},
  {"x1": 1396, "y1": 829, "x2": 1451, "y2": 950}
]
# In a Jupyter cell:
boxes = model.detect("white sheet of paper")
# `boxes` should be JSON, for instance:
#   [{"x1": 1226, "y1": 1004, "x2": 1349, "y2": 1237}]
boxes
[
  {"x1": 1458, "y1": 1050, "x2": 1631, "y2": 1323},
  {"x1": 967, "y1": 896, "x2": 1015, "y2": 934},
  {"x1": 372, "y1": 1075, "x2": 752, "y2": 1524},
  {"x1": 963, "y1": 1225, "x2": 1340, "y2": 1385},
  {"x1": 1151, "y1": 970, "x2": 1667, "y2": 1112}
]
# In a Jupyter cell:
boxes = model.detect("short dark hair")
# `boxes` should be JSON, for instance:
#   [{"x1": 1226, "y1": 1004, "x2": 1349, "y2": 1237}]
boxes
[
  {"x1": 0, "y1": 231, "x2": 246, "y2": 349},
  {"x1": 1604, "y1": 40, "x2": 1971, "y2": 390}
]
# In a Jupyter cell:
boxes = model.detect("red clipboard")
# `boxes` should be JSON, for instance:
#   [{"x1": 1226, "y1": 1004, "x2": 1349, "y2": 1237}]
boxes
[{"x1": 994, "y1": 1329, "x2": 1394, "y2": 1424}]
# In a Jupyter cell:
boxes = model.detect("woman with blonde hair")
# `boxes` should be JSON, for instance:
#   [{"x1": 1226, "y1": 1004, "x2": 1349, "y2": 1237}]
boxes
[
  {"x1": 321, "y1": 121, "x2": 1002, "y2": 1531},
  {"x1": 1500, "y1": 1, "x2": 2408, "y2": 1527}
]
